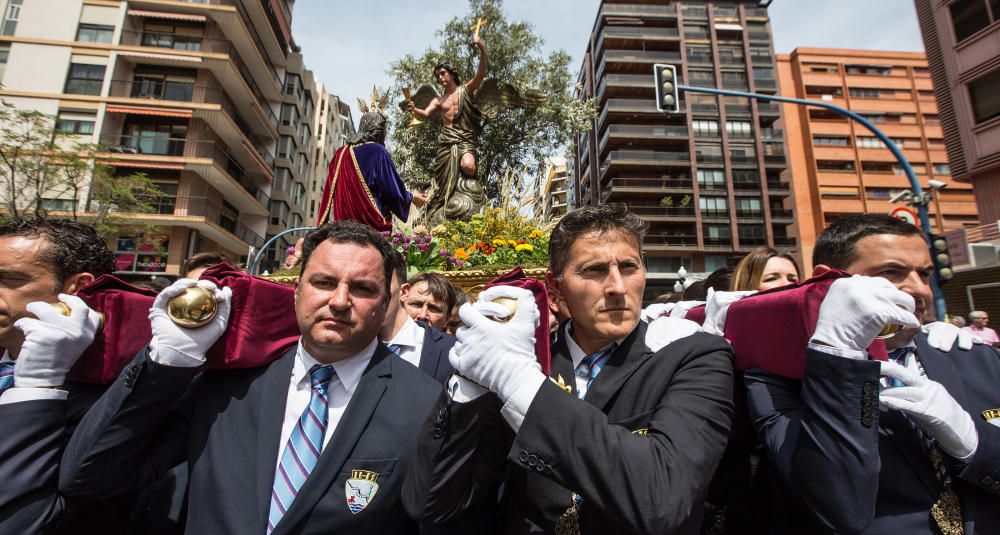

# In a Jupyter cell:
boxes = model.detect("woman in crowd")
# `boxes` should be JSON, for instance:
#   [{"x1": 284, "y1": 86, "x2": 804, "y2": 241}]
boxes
[{"x1": 730, "y1": 246, "x2": 801, "y2": 292}]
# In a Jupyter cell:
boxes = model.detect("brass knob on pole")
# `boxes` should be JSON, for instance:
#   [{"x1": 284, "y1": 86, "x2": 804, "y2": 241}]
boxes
[
  {"x1": 166, "y1": 286, "x2": 218, "y2": 328},
  {"x1": 486, "y1": 296, "x2": 518, "y2": 323},
  {"x1": 50, "y1": 301, "x2": 105, "y2": 332}
]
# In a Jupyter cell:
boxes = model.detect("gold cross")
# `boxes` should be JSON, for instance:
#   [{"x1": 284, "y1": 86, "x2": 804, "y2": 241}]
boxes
[{"x1": 470, "y1": 17, "x2": 488, "y2": 37}]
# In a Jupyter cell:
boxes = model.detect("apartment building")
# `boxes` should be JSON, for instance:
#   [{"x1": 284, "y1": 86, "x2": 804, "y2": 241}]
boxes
[
  {"x1": 778, "y1": 48, "x2": 978, "y2": 271},
  {"x1": 0, "y1": 0, "x2": 345, "y2": 278},
  {"x1": 533, "y1": 156, "x2": 570, "y2": 221},
  {"x1": 573, "y1": 0, "x2": 789, "y2": 299}
]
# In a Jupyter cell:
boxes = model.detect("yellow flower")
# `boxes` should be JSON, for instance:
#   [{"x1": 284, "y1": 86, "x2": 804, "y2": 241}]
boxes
[
  {"x1": 515, "y1": 244, "x2": 534, "y2": 252},
  {"x1": 507, "y1": 240, "x2": 518, "y2": 246},
  {"x1": 455, "y1": 248, "x2": 470, "y2": 260},
  {"x1": 492, "y1": 238, "x2": 506, "y2": 246},
  {"x1": 529, "y1": 229, "x2": 544, "y2": 239}
]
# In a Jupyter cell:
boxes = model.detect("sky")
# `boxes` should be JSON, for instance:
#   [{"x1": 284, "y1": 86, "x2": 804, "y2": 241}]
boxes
[{"x1": 292, "y1": 0, "x2": 926, "y2": 121}]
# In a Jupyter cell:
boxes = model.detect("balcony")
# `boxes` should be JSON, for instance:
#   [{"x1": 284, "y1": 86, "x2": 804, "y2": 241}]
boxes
[
  {"x1": 603, "y1": 149, "x2": 692, "y2": 170},
  {"x1": 98, "y1": 134, "x2": 269, "y2": 216},
  {"x1": 729, "y1": 154, "x2": 759, "y2": 166},
  {"x1": 628, "y1": 206, "x2": 697, "y2": 219},
  {"x1": 774, "y1": 237, "x2": 798, "y2": 248},
  {"x1": 766, "y1": 181, "x2": 791, "y2": 194},
  {"x1": 133, "y1": 194, "x2": 264, "y2": 251},
  {"x1": 733, "y1": 181, "x2": 761, "y2": 192},
  {"x1": 644, "y1": 234, "x2": 698, "y2": 249},
  {"x1": 599, "y1": 50, "x2": 683, "y2": 78},
  {"x1": 597, "y1": 73, "x2": 654, "y2": 102},
  {"x1": 599, "y1": 124, "x2": 688, "y2": 152},
  {"x1": 686, "y1": 52, "x2": 714, "y2": 65},
  {"x1": 770, "y1": 209, "x2": 794, "y2": 221},
  {"x1": 747, "y1": 31, "x2": 772, "y2": 42},
  {"x1": 757, "y1": 101, "x2": 782, "y2": 116},
  {"x1": 607, "y1": 177, "x2": 693, "y2": 192},
  {"x1": 703, "y1": 237, "x2": 734, "y2": 250},
  {"x1": 739, "y1": 236, "x2": 769, "y2": 247},
  {"x1": 597, "y1": 26, "x2": 679, "y2": 52},
  {"x1": 109, "y1": 80, "x2": 276, "y2": 170},
  {"x1": 599, "y1": 3, "x2": 677, "y2": 19},
  {"x1": 119, "y1": 29, "x2": 279, "y2": 130},
  {"x1": 714, "y1": 6, "x2": 739, "y2": 19},
  {"x1": 754, "y1": 78, "x2": 778, "y2": 91}
]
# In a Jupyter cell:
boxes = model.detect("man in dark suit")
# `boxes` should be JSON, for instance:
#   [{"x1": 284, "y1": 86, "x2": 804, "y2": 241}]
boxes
[
  {"x1": 0, "y1": 218, "x2": 185, "y2": 535},
  {"x1": 59, "y1": 221, "x2": 444, "y2": 534},
  {"x1": 745, "y1": 214, "x2": 1000, "y2": 533},
  {"x1": 404, "y1": 203, "x2": 735, "y2": 534},
  {"x1": 380, "y1": 262, "x2": 456, "y2": 385}
]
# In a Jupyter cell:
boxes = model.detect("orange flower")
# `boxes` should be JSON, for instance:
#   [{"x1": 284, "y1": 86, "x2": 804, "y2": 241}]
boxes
[{"x1": 455, "y1": 248, "x2": 470, "y2": 260}]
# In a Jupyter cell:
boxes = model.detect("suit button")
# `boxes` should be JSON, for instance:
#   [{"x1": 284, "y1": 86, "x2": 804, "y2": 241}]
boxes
[
  {"x1": 527, "y1": 454, "x2": 538, "y2": 467},
  {"x1": 983, "y1": 476, "x2": 995, "y2": 485},
  {"x1": 862, "y1": 416, "x2": 873, "y2": 427},
  {"x1": 863, "y1": 383, "x2": 874, "y2": 394},
  {"x1": 544, "y1": 465, "x2": 554, "y2": 475},
  {"x1": 438, "y1": 408, "x2": 448, "y2": 418},
  {"x1": 535, "y1": 462, "x2": 546, "y2": 472},
  {"x1": 518, "y1": 451, "x2": 528, "y2": 463},
  {"x1": 991, "y1": 482, "x2": 1000, "y2": 492},
  {"x1": 431, "y1": 428, "x2": 444, "y2": 439}
]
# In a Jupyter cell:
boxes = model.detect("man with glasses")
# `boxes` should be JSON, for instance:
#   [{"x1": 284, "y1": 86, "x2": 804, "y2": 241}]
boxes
[{"x1": 404, "y1": 203, "x2": 735, "y2": 534}]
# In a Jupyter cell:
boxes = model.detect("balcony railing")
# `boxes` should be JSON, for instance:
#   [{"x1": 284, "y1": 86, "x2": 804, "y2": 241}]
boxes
[
  {"x1": 606, "y1": 150, "x2": 692, "y2": 164},
  {"x1": 100, "y1": 135, "x2": 269, "y2": 207},
  {"x1": 766, "y1": 181, "x2": 791, "y2": 193},
  {"x1": 770, "y1": 209, "x2": 794, "y2": 219},
  {"x1": 740, "y1": 236, "x2": 769, "y2": 246},
  {"x1": 600, "y1": 3, "x2": 677, "y2": 18},
  {"x1": 733, "y1": 181, "x2": 761, "y2": 191},
  {"x1": 132, "y1": 194, "x2": 263, "y2": 247},
  {"x1": 644, "y1": 234, "x2": 698, "y2": 247},
  {"x1": 628, "y1": 206, "x2": 697, "y2": 217},
  {"x1": 608, "y1": 177, "x2": 693, "y2": 189},
  {"x1": 598, "y1": 26, "x2": 679, "y2": 51},
  {"x1": 774, "y1": 237, "x2": 798, "y2": 246},
  {"x1": 758, "y1": 102, "x2": 781, "y2": 115},
  {"x1": 704, "y1": 237, "x2": 733, "y2": 247}
]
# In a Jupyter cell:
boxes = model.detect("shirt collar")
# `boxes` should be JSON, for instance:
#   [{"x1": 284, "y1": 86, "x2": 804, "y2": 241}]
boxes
[
  {"x1": 563, "y1": 320, "x2": 625, "y2": 369},
  {"x1": 293, "y1": 337, "x2": 378, "y2": 396},
  {"x1": 1, "y1": 350, "x2": 10, "y2": 363},
  {"x1": 386, "y1": 316, "x2": 423, "y2": 349}
]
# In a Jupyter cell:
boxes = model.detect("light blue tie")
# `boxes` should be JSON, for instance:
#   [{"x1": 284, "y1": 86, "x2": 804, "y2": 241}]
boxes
[
  {"x1": 0, "y1": 362, "x2": 14, "y2": 395},
  {"x1": 267, "y1": 365, "x2": 335, "y2": 533},
  {"x1": 575, "y1": 345, "x2": 616, "y2": 400},
  {"x1": 385, "y1": 343, "x2": 403, "y2": 356}
]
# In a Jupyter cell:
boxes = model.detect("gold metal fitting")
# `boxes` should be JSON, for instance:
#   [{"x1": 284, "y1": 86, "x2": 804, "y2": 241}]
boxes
[{"x1": 166, "y1": 286, "x2": 219, "y2": 328}]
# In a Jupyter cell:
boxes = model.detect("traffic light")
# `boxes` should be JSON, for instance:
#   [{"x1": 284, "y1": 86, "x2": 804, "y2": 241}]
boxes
[
  {"x1": 654, "y1": 64, "x2": 680, "y2": 113},
  {"x1": 929, "y1": 233, "x2": 954, "y2": 285}
]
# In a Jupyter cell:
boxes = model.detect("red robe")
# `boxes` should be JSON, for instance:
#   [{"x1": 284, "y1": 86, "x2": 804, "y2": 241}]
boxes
[{"x1": 316, "y1": 143, "x2": 412, "y2": 231}]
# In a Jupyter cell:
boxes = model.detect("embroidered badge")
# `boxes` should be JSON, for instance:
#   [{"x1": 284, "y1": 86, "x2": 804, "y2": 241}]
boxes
[
  {"x1": 984, "y1": 409, "x2": 1000, "y2": 428},
  {"x1": 550, "y1": 374, "x2": 572, "y2": 394},
  {"x1": 632, "y1": 428, "x2": 649, "y2": 436},
  {"x1": 345, "y1": 470, "x2": 380, "y2": 514}
]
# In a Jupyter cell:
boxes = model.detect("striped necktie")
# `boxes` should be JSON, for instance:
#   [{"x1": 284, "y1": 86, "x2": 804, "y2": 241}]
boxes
[
  {"x1": 0, "y1": 362, "x2": 15, "y2": 396},
  {"x1": 267, "y1": 364, "x2": 335, "y2": 533},
  {"x1": 575, "y1": 345, "x2": 617, "y2": 400},
  {"x1": 385, "y1": 343, "x2": 403, "y2": 356}
]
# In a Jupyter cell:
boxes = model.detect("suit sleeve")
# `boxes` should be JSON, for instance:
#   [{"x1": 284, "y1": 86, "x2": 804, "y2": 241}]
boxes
[
  {"x1": 509, "y1": 339, "x2": 734, "y2": 534},
  {"x1": 58, "y1": 347, "x2": 200, "y2": 499},
  {"x1": 403, "y1": 390, "x2": 508, "y2": 523},
  {"x1": 744, "y1": 348, "x2": 882, "y2": 534},
  {"x1": 954, "y1": 344, "x2": 1000, "y2": 497},
  {"x1": 0, "y1": 398, "x2": 72, "y2": 534}
]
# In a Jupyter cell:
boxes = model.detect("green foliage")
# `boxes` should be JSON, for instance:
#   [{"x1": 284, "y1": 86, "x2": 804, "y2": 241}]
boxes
[
  {"x1": 0, "y1": 99, "x2": 163, "y2": 236},
  {"x1": 388, "y1": 0, "x2": 594, "y2": 200}
]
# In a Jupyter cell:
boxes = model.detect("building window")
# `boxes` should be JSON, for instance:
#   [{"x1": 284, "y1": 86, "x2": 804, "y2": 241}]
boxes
[
  {"x1": 933, "y1": 164, "x2": 951, "y2": 175},
  {"x1": 0, "y1": 45, "x2": 8, "y2": 81},
  {"x1": 814, "y1": 136, "x2": 850, "y2": 146},
  {"x1": 76, "y1": 23, "x2": 114, "y2": 43},
  {"x1": 845, "y1": 65, "x2": 893, "y2": 76},
  {"x1": 868, "y1": 188, "x2": 892, "y2": 200},
  {"x1": 688, "y1": 69, "x2": 715, "y2": 85},
  {"x1": 700, "y1": 196, "x2": 728, "y2": 214},
  {"x1": 64, "y1": 63, "x2": 106, "y2": 95},
  {"x1": 726, "y1": 120, "x2": 752, "y2": 138},
  {"x1": 856, "y1": 136, "x2": 904, "y2": 149},
  {"x1": 56, "y1": 111, "x2": 96, "y2": 135},
  {"x1": 692, "y1": 120, "x2": 719, "y2": 137},
  {"x1": 849, "y1": 87, "x2": 882, "y2": 98},
  {"x1": 950, "y1": 0, "x2": 994, "y2": 42},
  {"x1": 697, "y1": 169, "x2": 726, "y2": 189},
  {"x1": 277, "y1": 136, "x2": 295, "y2": 159},
  {"x1": 1, "y1": 0, "x2": 21, "y2": 36},
  {"x1": 735, "y1": 197, "x2": 762, "y2": 215},
  {"x1": 40, "y1": 198, "x2": 76, "y2": 211},
  {"x1": 968, "y1": 68, "x2": 1000, "y2": 124},
  {"x1": 703, "y1": 224, "x2": 731, "y2": 242},
  {"x1": 817, "y1": 160, "x2": 855, "y2": 172}
]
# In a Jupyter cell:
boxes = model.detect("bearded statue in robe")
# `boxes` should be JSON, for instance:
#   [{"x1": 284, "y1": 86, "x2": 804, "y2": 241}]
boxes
[
  {"x1": 401, "y1": 35, "x2": 547, "y2": 223},
  {"x1": 316, "y1": 89, "x2": 426, "y2": 231}
]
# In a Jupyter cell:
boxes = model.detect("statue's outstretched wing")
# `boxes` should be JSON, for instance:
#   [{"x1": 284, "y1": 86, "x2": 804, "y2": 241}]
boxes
[
  {"x1": 473, "y1": 79, "x2": 549, "y2": 120},
  {"x1": 398, "y1": 84, "x2": 440, "y2": 112}
]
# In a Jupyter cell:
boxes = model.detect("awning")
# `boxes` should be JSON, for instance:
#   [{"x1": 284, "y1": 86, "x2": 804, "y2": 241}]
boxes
[
  {"x1": 106, "y1": 106, "x2": 192, "y2": 118},
  {"x1": 127, "y1": 9, "x2": 206, "y2": 22},
  {"x1": 714, "y1": 23, "x2": 744, "y2": 31},
  {"x1": 96, "y1": 161, "x2": 186, "y2": 170}
]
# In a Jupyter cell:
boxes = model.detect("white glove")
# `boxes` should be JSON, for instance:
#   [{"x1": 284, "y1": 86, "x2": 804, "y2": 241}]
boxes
[
  {"x1": 810, "y1": 276, "x2": 920, "y2": 355},
  {"x1": 641, "y1": 302, "x2": 675, "y2": 323},
  {"x1": 13, "y1": 295, "x2": 102, "y2": 388},
  {"x1": 880, "y1": 359, "x2": 979, "y2": 459},
  {"x1": 149, "y1": 279, "x2": 232, "y2": 364},
  {"x1": 450, "y1": 286, "x2": 542, "y2": 402},
  {"x1": 645, "y1": 316, "x2": 701, "y2": 352},
  {"x1": 669, "y1": 300, "x2": 705, "y2": 319},
  {"x1": 922, "y1": 321, "x2": 974, "y2": 352},
  {"x1": 701, "y1": 288, "x2": 756, "y2": 336}
]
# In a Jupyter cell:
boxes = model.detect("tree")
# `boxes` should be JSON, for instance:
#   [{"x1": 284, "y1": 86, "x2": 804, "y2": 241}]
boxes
[
  {"x1": 0, "y1": 99, "x2": 164, "y2": 236},
  {"x1": 388, "y1": 0, "x2": 594, "y2": 202}
]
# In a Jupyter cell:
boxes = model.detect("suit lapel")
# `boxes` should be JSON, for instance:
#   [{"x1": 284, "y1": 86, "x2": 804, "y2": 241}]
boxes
[
  {"x1": 548, "y1": 332, "x2": 578, "y2": 398},
  {"x1": 583, "y1": 322, "x2": 654, "y2": 411},
  {"x1": 272, "y1": 345, "x2": 392, "y2": 534},
  {"x1": 254, "y1": 348, "x2": 297, "y2": 530},
  {"x1": 418, "y1": 324, "x2": 442, "y2": 379}
]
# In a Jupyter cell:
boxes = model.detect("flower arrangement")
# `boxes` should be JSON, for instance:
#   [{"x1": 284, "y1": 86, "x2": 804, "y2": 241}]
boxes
[{"x1": 432, "y1": 208, "x2": 550, "y2": 271}]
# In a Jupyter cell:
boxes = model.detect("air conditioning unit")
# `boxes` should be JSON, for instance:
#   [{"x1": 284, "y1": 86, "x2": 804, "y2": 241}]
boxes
[{"x1": 970, "y1": 243, "x2": 999, "y2": 267}]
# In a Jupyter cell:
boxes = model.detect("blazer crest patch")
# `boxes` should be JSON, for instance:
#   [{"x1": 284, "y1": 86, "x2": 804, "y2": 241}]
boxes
[
  {"x1": 550, "y1": 374, "x2": 572, "y2": 394},
  {"x1": 984, "y1": 408, "x2": 1000, "y2": 428},
  {"x1": 346, "y1": 469, "x2": 380, "y2": 514}
]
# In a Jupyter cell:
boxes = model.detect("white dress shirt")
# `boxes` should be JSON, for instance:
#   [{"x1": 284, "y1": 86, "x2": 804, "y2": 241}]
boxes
[
  {"x1": 384, "y1": 316, "x2": 425, "y2": 369},
  {"x1": 274, "y1": 338, "x2": 376, "y2": 471},
  {"x1": 0, "y1": 350, "x2": 70, "y2": 405}
]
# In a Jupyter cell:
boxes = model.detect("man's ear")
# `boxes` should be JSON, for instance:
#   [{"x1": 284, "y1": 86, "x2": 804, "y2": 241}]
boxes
[
  {"x1": 61, "y1": 272, "x2": 95, "y2": 295},
  {"x1": 399, "y1": 283, "x2": 411, "y2": 302},
  {"x1": 545, "y1": 272, "x2": 561, "y2": 300},
  {"x1": 811, "y1": 264, "x2": 832, "y2": 278}
]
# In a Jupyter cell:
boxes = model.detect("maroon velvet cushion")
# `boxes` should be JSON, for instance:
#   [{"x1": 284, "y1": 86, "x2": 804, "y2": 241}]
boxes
[
  {"x1": 484, "y1": 267, "x2": 552, "y2": 375},
  {"x1": 722, "y1": 269, "x2": 889, "y2": 380},
  {"x1": 68, "y1": 275, "x2": 157, "y2": 384},
  {"x1": 199, "y1": 263, "x2": 300, "y2": 369}
]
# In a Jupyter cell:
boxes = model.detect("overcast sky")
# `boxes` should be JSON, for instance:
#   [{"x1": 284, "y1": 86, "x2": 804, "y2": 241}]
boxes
[{"x1": 292, "y1": 0, "x2": 926, "y2": 121}]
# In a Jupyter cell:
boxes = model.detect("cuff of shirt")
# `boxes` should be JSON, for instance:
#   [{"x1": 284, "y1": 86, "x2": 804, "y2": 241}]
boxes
[
  {"x1": 499, "y1": 373, "x2": 547, "y2": 432},
  {"x1": 807, "y1": 342, "x2": 868, "y2": 360},
  {"x1": 447, "y1": 374, "x2": 489, "y2": 402},
  {"x1": 0, "y1": 387, "x2": 68, "y2": 405},
  {"x1": 149, "y1": 338, "x2": 206, "y2": 368}
]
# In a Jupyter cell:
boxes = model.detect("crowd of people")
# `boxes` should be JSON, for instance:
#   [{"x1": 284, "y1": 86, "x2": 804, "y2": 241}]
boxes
[{"x1": 1, "y1": 205, "x2": 998, "y2": 534}]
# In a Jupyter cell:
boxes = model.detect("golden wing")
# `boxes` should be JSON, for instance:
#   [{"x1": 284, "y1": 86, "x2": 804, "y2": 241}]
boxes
[
  {"x1": 397, "y1": 84, "x2": 440, "y2": 112},
  {"x1": 473, "y1": 79, "x2": 549, "y2": 120}
]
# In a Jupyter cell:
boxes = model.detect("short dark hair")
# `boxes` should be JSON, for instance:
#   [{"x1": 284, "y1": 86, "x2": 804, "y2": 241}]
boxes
[
  {"x1": 433, "y1": 62, "x2": 461, "y2": 85},
  {"x1": 406, "y1": 272, "x2": 457, "y2": 316},
  {"x1": 300, "y1": 221, "x2": 395, "y2": 302},
  {"x1": 813, "y1": 214, "x2": 925, "y2": 270},
  {"x1": 182, "y1": 251, "x2": 227, "y2": 277},
  {"x1": 703, "y1": 266, "x2": 733, "y2": 293},
  {"x1": 0, "y1": 218, "x2": 115, "y2": 285},
  {"x1": 389, "y1": 251, "x2": 407, "y2": 285},
  {"x1": 548, "y1": 203, "x2": 648, "y2": 276}
]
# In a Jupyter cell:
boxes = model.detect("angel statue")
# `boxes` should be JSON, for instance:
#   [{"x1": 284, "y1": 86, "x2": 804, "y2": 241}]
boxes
[
  {"x1": 401, "y1": 33, "x2": 547, "y2": 222},
  {"x1": 316, "y1": 87, "x2": 427, "y2": 231}
]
